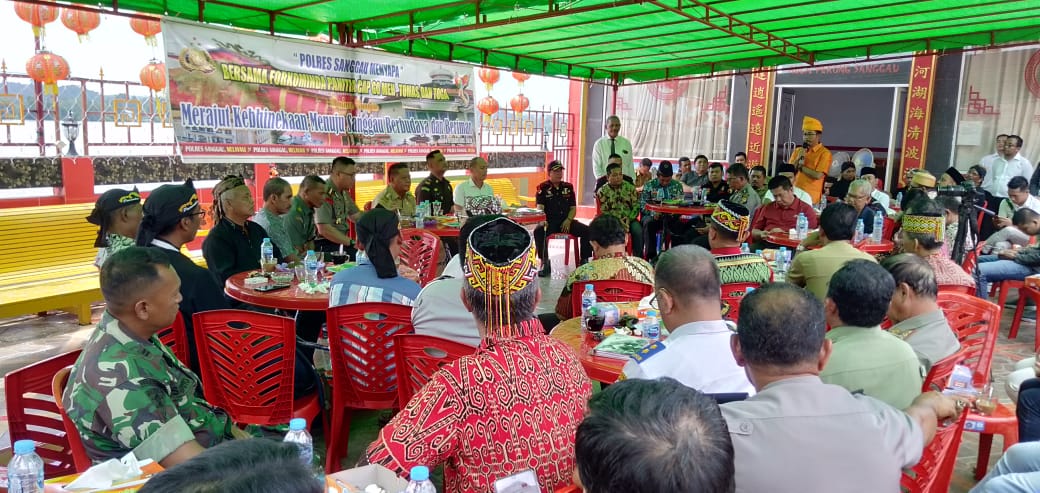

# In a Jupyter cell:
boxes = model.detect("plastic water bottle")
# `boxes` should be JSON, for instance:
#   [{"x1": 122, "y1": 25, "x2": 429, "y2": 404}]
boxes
[
  {"x1": 895, "y1": 191, "x2": 904, "y2": 206},
  {"x1": 8, "y1": 440, "x2": 44, "y2": 493},
  {"x1": 854, "y1": 219, "x2": 865, "y2": 243},
  {"x1": 404, "y1": 465, "x2": 437, "y2": 493},
  {"x1": 303, "y1": 250, "x2": 319, "y2": 285},
  {"x1": 581, "y1": 284, "x2": 597, "y2": 332},
  {"x1": 740, "y1": 242, "x2": 750, "y2": 254},
  {"x1": 313, "y1": 325, "x2": 331, "y2": 372},
  {"x1": 776, "y1": 247, "x2": 789, "y2": 274},
  {"x1": 817, "y1": 195, "x2": 827, "y2": 212},
  {"x1": 872, "y1": 211, "x2": 884, "y2": 244},
  {"x1": 643, "y1": 310, "x2": 661, "y2": 341},
  {"x1": 755, "y1": 249, "x2": 763, "y2": 257},
  {"x1": 796, "y1": 213, "x2": 808, "y2": 240},
  {"x1": 283, "y1": 418, "x2": 314, "y2": 468},
  {"x1": 260, "y1": 237, "x2": 275, "y2": 264}
]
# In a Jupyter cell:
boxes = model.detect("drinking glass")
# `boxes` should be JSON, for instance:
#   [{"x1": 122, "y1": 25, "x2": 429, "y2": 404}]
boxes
[{"x1": 976, "y1": 383, "x2": 997, "y2": 416}]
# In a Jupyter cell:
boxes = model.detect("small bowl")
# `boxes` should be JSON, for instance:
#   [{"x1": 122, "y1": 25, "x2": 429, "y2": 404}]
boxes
[
  {"x1": 330, "y1": 252, "x2": 348, "y2": 265},
  {"x1": 270, "y1": 272, "x2": 294, "y2": 285}
]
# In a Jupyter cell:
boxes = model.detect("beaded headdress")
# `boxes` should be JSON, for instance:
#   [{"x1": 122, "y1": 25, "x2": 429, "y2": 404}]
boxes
[
  {"x1": 463, "y1": 218, "x2": 539, "y2": 334},
  {"x1": 901, "y1": 213, "x2": 945, "y2": 243},
  {"x1": 711, "y1": 200, "x2": 751, "y2": 243}
]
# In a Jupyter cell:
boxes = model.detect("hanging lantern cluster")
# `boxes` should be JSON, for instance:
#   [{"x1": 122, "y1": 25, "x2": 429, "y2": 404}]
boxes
[
  {"x1": 477, "y1": 96, "x2": 499, "y2": 123},
  {"x1": 477, "y1": 68, "x2": 500, "y2": 90},
  {"x1": 26, "y1": 51, "x2": 70, "y2": 95},
  {"x1": 130, "y1": 17, "x2": 162, "y2": 47},
  {"x1": 509, "y1": 71, "x2": 532, "y2": 116},
  {"x1": 139, "y1": 59, "x2": 167, "y2": 93},
  {"x1": 60, "y1": 9, "x2": 101, "y2": 42},
  {"x1": 13, "y1": 2, "x2": 58, "y2": 37}
]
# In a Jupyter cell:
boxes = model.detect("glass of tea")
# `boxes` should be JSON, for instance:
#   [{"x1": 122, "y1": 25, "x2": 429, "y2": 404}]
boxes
[{"x1": 975, "y1": 383, "x2": 997, "y2": 416}]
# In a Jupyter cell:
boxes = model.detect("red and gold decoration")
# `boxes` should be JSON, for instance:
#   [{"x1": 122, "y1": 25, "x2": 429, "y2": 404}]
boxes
[
  {"x1": 901, "y1": 213, "x2": 945, "y2": 242},
  {"x1": 710, "y1": 200, "x2": 751, "y2": 243},
  {"x1": 477, "y1": 95, "x2": 499, "y2": 122},
  {"x1": 463, "y1": 217, "x2": 539, "y2": 335},
  {"x1": 509, "y1": 93, "x2": 529, "y2": 116},
  {"x1": 26, "y1": 51, "x2": 70, "y2": 95},
  {"x1": 60, "y1": 8, "x2": 101, "y2": 42},
  {"x1": 477, "y1": 67, "x2": 500, "y2": 90},
  {"x1": 899, "y1": 52, "x2": 938, "y2": 181},
  {"x1": 130, "y1": 17, "x2": 162, "y2": 46},
  {"x1": 744, "y1": 68, "x2": 775, "y2": 168},
  {"x1": 512, "y1": 71, "x2": 531, "y2": 86},
  {"x1": 139, "y1": 60, "x2": 167, "y2": 93},
  {"x1": 13, "y1": 2, "x2": 59, "y2": 37}
]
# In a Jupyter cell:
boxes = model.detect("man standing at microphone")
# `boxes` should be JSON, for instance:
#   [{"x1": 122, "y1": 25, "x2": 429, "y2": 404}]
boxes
[{"x1": 788, "y1": 116, "x2": 832, "y2": 205}]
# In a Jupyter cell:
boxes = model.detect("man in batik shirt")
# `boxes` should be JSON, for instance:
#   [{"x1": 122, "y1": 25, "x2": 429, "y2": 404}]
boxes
[
  {"x1": 63, "y1": 247, "x2": 244, "y2": 467},
  {"x1": 640, "y1": 161, "x2": 685, "y2": 260},
  {"x1": 597, "y1": 162, "x2": 643, "y2": 259},
  {"x1": 366, "y1": 218, "x2": 592, "y2": 493}
]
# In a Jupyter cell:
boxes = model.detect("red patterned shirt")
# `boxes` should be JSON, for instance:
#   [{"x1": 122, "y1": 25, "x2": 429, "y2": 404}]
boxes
[
  {"x1": 924, "y1": 252, "x2": 974, "y2": 289},
  {"x1": 367, "y1": 319, "x2": 592, "y2": 493}
]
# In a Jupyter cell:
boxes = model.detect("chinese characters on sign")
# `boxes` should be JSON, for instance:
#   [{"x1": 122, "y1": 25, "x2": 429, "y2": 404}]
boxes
[
  {"x1": 899, "y1": 53, "x2": 937, "y2": 179},
  {"x1": 745, "y1": 70, "x2": 774, "y2": 168}
]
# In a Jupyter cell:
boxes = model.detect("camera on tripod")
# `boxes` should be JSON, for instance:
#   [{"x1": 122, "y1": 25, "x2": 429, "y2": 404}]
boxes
[{"x1": 936, "y1": 181, "x2": 982, "y2": 200}]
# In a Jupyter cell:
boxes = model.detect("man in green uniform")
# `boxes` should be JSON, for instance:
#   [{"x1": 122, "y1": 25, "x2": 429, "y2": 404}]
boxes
[
  {"x1": 315, "y1": 156, "x2": 361, "y2": 253},
  {"x1": 62, "y1": 247, "x2": 247, "y2": 467},
  {"x1": 285, "y1": 174, "x2": 326, "y2": 255}
]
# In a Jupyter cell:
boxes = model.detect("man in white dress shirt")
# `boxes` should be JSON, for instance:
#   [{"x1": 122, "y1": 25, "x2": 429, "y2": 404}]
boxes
[
  {"x1": 983, "y1": 134, "x2": 1033, "y2": 199},
  {"x1": 592, "y1": 115, "x2": 634, "y2": 180},
  {"x1": 620, "y1": 245, "x2": 754, "y2": 395},
  {"x1": 979, "y1": 134, "x2": 1008, "y2": 175}
]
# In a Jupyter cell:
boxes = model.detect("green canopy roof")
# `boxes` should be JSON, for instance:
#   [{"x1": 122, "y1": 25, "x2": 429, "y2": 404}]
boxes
[{"x1": 73, "y1": 0, "x2": 1040, "y2": 82}]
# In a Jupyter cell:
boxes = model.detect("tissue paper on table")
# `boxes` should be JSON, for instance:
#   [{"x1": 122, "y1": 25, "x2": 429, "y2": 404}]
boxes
[
  {"x1": 299, "y1": 281, "x2": 330, "y2": 294},
  {"x1": 65, "y1": 452, "x2": 151, "y2": 490}
]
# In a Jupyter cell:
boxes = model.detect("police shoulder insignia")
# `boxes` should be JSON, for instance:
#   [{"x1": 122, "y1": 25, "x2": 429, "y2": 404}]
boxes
[{"x1": 630, "y1": 342, "x2": 667, "y2": 363}]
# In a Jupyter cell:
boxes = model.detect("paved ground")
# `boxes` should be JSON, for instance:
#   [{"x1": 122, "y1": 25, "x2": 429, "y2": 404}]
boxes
[{"x1": 0, "y1": 267, "x2": 1033, "y2": 491}]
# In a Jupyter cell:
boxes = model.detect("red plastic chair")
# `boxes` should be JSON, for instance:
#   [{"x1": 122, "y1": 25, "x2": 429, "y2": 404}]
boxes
[
  {"x1": 935, "y1": 291, "x2": 1011, "y2": 480},
  {"x1": 548, "y1": 233, "x2": 580, "y2": 268},
  {"x1": 191, "y1": 310, "x2": 321, "y2": 428},
  {"x1": 5, "y1": 350, "x2": 86, "y2": 477},
  {"x1": 569, "y1": 279, "x2": 654, "y2": 318},
  {"x1": 51, "y1": 365, "x2": 92, "y2": 474},
  {"x1": 921, "y1": 346, "x2": 969, "y2": 392},
  {"x1": 721, "y1": 282, "x2": 760, "y2": 322},
  {"x1": 961, "y1": 241, "x2": 985, "y2": 274},
  {"x1": 398, "y1": 228, "x2": 443, "y2": 287},
  {"x1": 882, "y1": 216, "x2": 897, "y2": 242},
  {"x1": 325, "y1": 302, "x2": 414, "y2": 473},
  {"x1": 900, "y1": 408, "x2": 969, "y2": 492},
  {"x1": 938, "y1": 284, "x2": 975, "y2": 295},
  {"x1": 394, "y1": 334, "x2": 475, "y2": 406},
  {"x1": 156, "y1": 311, "x2": 190, "y2": 367}
]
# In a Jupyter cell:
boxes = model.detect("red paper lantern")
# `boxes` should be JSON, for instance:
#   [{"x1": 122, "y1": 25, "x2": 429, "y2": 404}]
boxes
[
  {"x1": 510, "y1": 93, "x2": 530, "y2": 115},
  {"x1": 13, "y1": 2, "x2": 59, "y2": 37},
  {"x1": 61, "y1": 9, "x2": 101, "y2": 42},
  {"x1": 139, "y1": 60, "x2": 167, "y2": 93},
  {"x1": 130, "y1": 17, "x2": 162, "y2": 46},
  {"x1": 477, "y1": 68, "x2": 500, "y2": 90},
  {"x1": 512, "y1": 72, "x2": 532, "y2": 84},
  {"x1": 477, "y1": 96, "x2": 499, "y2": 122},
  {"x1": 26, "y1": 51, "x2": 70, "y2": 95}
]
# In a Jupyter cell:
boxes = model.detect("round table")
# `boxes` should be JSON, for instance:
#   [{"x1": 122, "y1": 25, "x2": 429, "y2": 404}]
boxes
[
  {"x1": 765, "y1": 232, "x2": 895, "y2": 254},
  {"x1": 549, "y1": 301, "x2": 641, "y2": 384},
  {"x1": 644, "y1": 203, "x2": 714, "y2": 216},
  {"x1": 225, "y1": 271, "x2": 330, "y2": 311},
  {"x1": 853, "y1": 238, "x2": 896, "y2": 254},
  {"x1": 765, "y1": 231, "x2": 804, "y2": 249},
  {"x1": 423, "y1": 212, "x2": 548, "y2": 238}
]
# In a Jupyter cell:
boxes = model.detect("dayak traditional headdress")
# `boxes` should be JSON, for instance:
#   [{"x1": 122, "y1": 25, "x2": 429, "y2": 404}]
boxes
[
  {"x1": 711, "y1": 200, "x2": 751, "y2": 243},
  {"x1": 463, "y1": 217, "x2": 539, "y2": 335},
  {"x1": 901, "y1": 213, "x2": 945, "y2": 243}
]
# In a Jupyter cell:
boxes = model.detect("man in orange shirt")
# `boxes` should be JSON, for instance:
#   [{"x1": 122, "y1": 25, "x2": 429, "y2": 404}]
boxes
[{"x1": 789, "y1": 116, "x2": 832, "y2": 204}]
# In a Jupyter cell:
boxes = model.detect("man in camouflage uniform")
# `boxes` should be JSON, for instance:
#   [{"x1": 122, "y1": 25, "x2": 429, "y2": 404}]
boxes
[{"x1": 62, "y1": 247, "x2": 245, "y2": 467}]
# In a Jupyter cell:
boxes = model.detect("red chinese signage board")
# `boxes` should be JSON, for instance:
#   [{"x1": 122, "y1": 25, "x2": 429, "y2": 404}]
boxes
[
  {"x1": 745, "y1": 69, "x2": 775, "y2": 168},
  {"x1": 899, "y1": 53, "x2": 937, "y2": 178}
]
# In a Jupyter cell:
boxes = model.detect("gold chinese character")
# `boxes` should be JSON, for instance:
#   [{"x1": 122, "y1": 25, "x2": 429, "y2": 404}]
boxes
[
  {"x1": 748, "y1": 141, "x2": 763, "y2": 153},
  {"x1": 749, "y1": 122, "x2": 764, "y2": 136},
  {"x1": 751, "y1": 86, "x2": 765, "y2": 100},
  {"x1": 904, "y1": 146, "x2": 920, "y2": 160},
  {"x1": 914, "y1": 66, "x2": 931, "y2": 79},
  {"x1": 906, "y1": 125, "x2": 922, "y2": 140},
  {"x1": 753, "y1": 72, "x2": 768, "y2": 81},
  {"x1": 908, "y1": 106, "x2": 925, "y2": 120},
  {"x1": 911, "y1": 86, "x2": 928, "y2": 99},
  {"x1": 750, "y1": 104, "x2": 765, "y2": 119}
]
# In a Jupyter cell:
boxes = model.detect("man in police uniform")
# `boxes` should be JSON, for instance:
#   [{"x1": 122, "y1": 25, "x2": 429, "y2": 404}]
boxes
[
  {"x1": 620, "y1": 245, "x2": 753, "y2": 394},
  {"x1": 415, "y1": 149, "x2": 454, "y2": 215},
  {"x1": 315, "y1": 156, "x2": 361, "y2": 253},
  {"x1": 62, "y1": 247, "x2": 248, "y2": 467},
  {"x1": 534, "y1": 160, "x2": 590, "y2": 277},
  {"x1": 284, "y1": 174, "x2": 326, "y2": 256},
  {"x1": 721, "y1": 283, "x2": 962, "y2": 493}
]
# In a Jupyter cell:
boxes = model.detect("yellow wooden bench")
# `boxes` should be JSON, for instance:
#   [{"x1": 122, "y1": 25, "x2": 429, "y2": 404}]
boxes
[{"x1": 0, "y1": 203, "x2": 101, "y2": 324}]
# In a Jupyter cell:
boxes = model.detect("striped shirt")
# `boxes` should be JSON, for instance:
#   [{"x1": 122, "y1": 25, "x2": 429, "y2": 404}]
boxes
[{"x1": 328, "y1": 256, "x2": 421, "y2": 307}]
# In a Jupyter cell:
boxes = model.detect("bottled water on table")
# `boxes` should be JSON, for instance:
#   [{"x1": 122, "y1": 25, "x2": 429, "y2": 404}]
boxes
[
  {"x1": 580, "y1": 284, "x2": 597, "y2": 332},
  {"x1": 740, "y1": 242, "x2": 750, "y2": 254},
  {"x1": 872, "y1": 212, "x2": 885, "y2": 244},
  {"x1": 260, "y1": 237, "x2": 275, "y2": 265},
  {"x1": 8, "y1": 440, "x2": 44, "y2": 493},
  {"x1": 854, "y1": 219, "x2": 865, "y2": 243},
  {"x1": 796, "y1": 213, "x2": 809, "y2": 240},
  {"x1": 403, "y1": 465, "x2": 437, "y2": 493},
  {"x1": 775, "y1": 247, "x2": 790, "y2": 274},
  {"x1": 303, "y1": 250, "x2": 320, "y2": 285},
  {"x1": 643, "y1": 310, "x2": 661, "y2": 341},
  {"x1": 283, "y1": 418, "x2": 314, "y2": 468}
]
